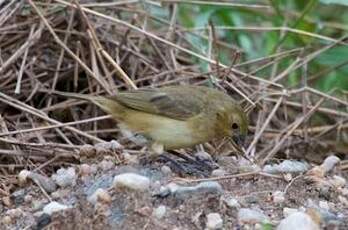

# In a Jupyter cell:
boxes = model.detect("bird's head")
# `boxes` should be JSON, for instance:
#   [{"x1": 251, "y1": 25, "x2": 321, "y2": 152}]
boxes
[{"x1": 216, "y1": 104, "x2": 248, "y2": 147}]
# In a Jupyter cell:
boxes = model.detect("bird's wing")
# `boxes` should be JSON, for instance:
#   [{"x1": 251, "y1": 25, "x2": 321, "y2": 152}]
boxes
[{"x1": 110, "y1": 87, "x2": 204, "y2": 120}]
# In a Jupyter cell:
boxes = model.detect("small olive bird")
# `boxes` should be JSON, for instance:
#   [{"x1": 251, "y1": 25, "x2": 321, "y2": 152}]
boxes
[{"x1": 51, "y1": 85, "x2": 248, "y2": 155}]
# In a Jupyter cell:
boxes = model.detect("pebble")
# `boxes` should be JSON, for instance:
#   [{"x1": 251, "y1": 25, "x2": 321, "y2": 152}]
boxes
[
  {"x1": 321, "y1": 155, "x2": 340, "y2": 173},
  {"x1": 194, "y1": 151, "x2": 213, "y2": 161},
  {"x1": 206, "y1": 213, "x2": 223, "y2": 230},
  {"x1": 52, "y1": 167, "x2": 77, "y2": 187},
  {"x1": 211, "y1": 169, "x2": 226, "y2": 177},
  {"x1": 80, "y1": 164, "x2": 93, "y2": 176},
  {"x1": 24, "y1": 195, "x2": 33, "y2": 203},
  {"x1": 263, "y1": 160, "x2": 310, "y2": 174},
  {"x1": 29, "y1": 172, "x2": 57, "y2": 193},
  {"x1": 43, "y1": 202, "x2": 70, "y2": 215},
  {"x1": 88, "y1": 188, "x2": 112, "y2": 204},
  {"x1": 6, "y1": 208, "x2": 22, "y2": 218},
  {"x1": 113, "y1": 173, "x2": 150, "y2": 191},
  {"x1": 224, "y1": 197, "x2": 240, "y2": 209},
  {"x1": 96, "y1": 140, "x2": 122, "y2": 150},
  {"x1": 319, "y1": 201, "x2": 330, "y2": 211},
  {"x1": 157, "y1": 181, "x2": 223, "y2": 199},
  {"x1": 283, "y1": 208, "x2": 298, "y2": 217},
  {"x1": 277, "y1": 212, "x2": 319, "y2": 230},
  {"x1": 2, "y1": 216, "x2": 12, "y2": 224},
  {"x1": 238, "y1": 208, "x2": 269, "y2": 224},
  {"x1": 18, "y1": 170, "x2": 31, "y2": 185},
  {"x1": 152, "y1": 205, "x2": 166, "y2": 219},
  {"x1": 161, "y1": 165, "x2": 172, "y2": 175},
  {"x1": 273, "y1": 191, "x2": 285, "y2": 203},
  {"x1": 98, "y1": 160, "x2": 114, "y2": 171},
  {"x1": 122, "y1": 152, "x2": 138, "y2": 164},
  {"x1": 330, "y1": 175, "x2": 346, "y2": 188}
]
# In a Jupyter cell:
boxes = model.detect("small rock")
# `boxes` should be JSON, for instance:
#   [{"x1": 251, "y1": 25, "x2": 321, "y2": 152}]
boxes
[
  {"x1": 277, "y1": 212, "x2": 320, "y2": 230},
  {"x1": 24, "y1": 195, "x2": 33, "y2": 203},
  {"x1": 98, "y1": 160, "x2": 114, "y2": 171},
  {"x1": 194, "y1": 151, "x2": 213, "y2": 161},
  {"x1": 161, "y1": 165, "x2": 172, "y2": 175},
  {"x1": 2, "y1": 216, "x2": 12, "y2": 224},
  {"x1": 263, "y1": 160, "x2": 310, "y2": 174},
  {"x1": 28, "y1": 172, "x2": 57, "y2": 193},
  {"x1": 330, "y1": 175, "x2": 346, "y2": 188},
  {"x1": 113, "y1": 173, "x2": 150, "y2": 191},
  {"x1": 2, "y1": 196, "x2": 11, "y2": 207},
  {"x1": 211, "y1": 169, "x2": 226, "y2": 177},
  {"x1": 224, "y1": 197, "x2": 240, "y2": 208},
  {"x1": 283, "y1": 208, "x2": 298, "y2": 217},
  {"x1": 95, "y1": 140, "x2": 122, "y2": 150},
  {"x1": 80, "y1": 164, "x2": 92, "y2": 176},
  {"x1": 273, "y1": 191, "x2": 285, "y2": 203},
  {"x1": 157, "y1": 181, "x2": 223, "y2": 199},
  {"x1": 340, "y1": 188, "x2": 348, "y2": 196},
  {"x1": 18, "y1": 170, "x2": 31, "y2": 185},
  {"x1": 51, "y1": 189, "x2": 70, "y2": 199},
  {"x1": 153, "y1": 205, "x2": 166, "y2": 219},
  {"x1": 122, "y1": 152, "x2": 138, "y2": 164},
  {"x1": 238, "y1": 208, "x2": 269, "y2": 224},
  {"x1": 321, "y1": 155, "x2": 340, "y2": 173},
  {"x1": 36, "y1": 213, "x2": 51, "y2": 229},
  {"x1": 136, "y1": 206, "x2": 152, "y2": 216},
  {"x1": 319, "y1": 201, "x2": 330, "y2": 211},
  {"x1": 43, "y1": 202, "x2": 69, "y2": 215},
  {"x1": 52, "y1": 167, "x2": 77, "y2": 187},
  {"x1": 283, "y1": 173, "x2": 293, "y2": 182},
  {"x1": 206, "y1": 213, "x2": 223, "y2": 229},
  {"x1": 79, "y1": 144, "x2": 96, "y2": 157},
  {"x1": 88, "y1": 188, "x2": 112, "y2": 204},
  {"x1": 6, "y1": 208, "x2": 22, "y2": 218},
  {"x1": 32, "y1": 200, "x2": 46, "y2": 211},
  {"x1": 338, "y1": 195, "x2": 348, "y2": 207}
]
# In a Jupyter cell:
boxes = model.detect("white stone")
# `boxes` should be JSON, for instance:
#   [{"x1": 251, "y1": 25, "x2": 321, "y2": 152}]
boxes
[
  {"x1": 206, "y1": 213, "x2": 223, "y2": 229},
  {"x1": 113, "y1": 173, "x2": 150, "y2": 191},
  {"x1": 277, "y1": 212, "x2": 319, "y2": 230},
  {"x1": 153, "y1": 205, "x2": 166, "y2": 219},
  {"x1": 238, "y1": 208, "x2": 269, "y2": 224},
  {"x1": 319, "y1": 201, "x2": 330, "y2": 211},
  {"x1": 263, "y1": 160, "x2": 309, "y2": 174},
  {"x1": 273, "y1": 191, "x2": 285, "y2": 203},
  {"x1": 52, "y1": 167, "x2": 77, "y2": 187},
  {"x1": 321, "y1": 155, "x2": 340, "y2": 173},
  {"x1": 211, "y1": 169, "x2": 226, "y2": 177},
  {"x1": 43, "y1": 202, "x2": 69, "y2": 215},
  {"x1": 283, "y1": 208, "x2": 298, "y2": 217},
  {"x1": 224, "y1": 197, "x2": 240, "y2": 208},
  {"x1": 330, "y1": 175, "x2": 346, "y2": 188},
  {"x1": 18, "y1": 170, "x2": 30, "y2": 184}
]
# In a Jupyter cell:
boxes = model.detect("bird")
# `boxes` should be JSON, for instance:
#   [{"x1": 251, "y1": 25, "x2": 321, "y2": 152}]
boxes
[{"x1": 51, "y1": 85, "x2": 248, "y2": 156}]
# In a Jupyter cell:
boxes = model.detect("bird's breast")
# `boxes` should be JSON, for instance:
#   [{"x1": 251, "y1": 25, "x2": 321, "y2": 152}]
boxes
[{"x1": 119, "y1": 111, "x2": 216, "y2": 150}]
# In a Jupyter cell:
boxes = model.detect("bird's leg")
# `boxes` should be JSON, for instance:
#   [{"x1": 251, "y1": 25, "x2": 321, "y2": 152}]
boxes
[{"x1": 170, "y1": 150, "x2": 218, "y2": 171}]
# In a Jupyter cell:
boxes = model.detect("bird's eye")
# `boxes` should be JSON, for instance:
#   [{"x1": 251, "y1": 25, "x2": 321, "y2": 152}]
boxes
[{"x1": 231, "y1": 123, "x2": 239, "y2": 130}]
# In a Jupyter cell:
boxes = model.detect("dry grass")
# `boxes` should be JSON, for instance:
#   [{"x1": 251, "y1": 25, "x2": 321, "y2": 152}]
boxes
[{"x1": 0, "y1": 0, "x2": 347, "y2": 196}]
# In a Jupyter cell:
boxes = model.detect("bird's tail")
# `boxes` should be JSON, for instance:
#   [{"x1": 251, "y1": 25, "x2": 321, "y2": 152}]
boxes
[{"x1": 46, "y1": 90, "x2": 124, "y2": 118}]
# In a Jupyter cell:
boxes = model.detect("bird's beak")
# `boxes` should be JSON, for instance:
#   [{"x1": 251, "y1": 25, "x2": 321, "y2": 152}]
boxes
[{"x1": 232, "y1": 134, "x2": 246, "y2": 147}]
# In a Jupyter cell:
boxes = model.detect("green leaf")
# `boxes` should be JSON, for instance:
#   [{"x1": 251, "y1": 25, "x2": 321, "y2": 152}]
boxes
[{"x1": 320, "y1": 0, "x2": 348, "y2": 6}]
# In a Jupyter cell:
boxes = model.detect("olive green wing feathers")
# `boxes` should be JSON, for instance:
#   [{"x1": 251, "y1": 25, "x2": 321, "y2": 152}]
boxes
[{"x1": 109, "y1": 87, "x2": 204, "y2": 120}]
